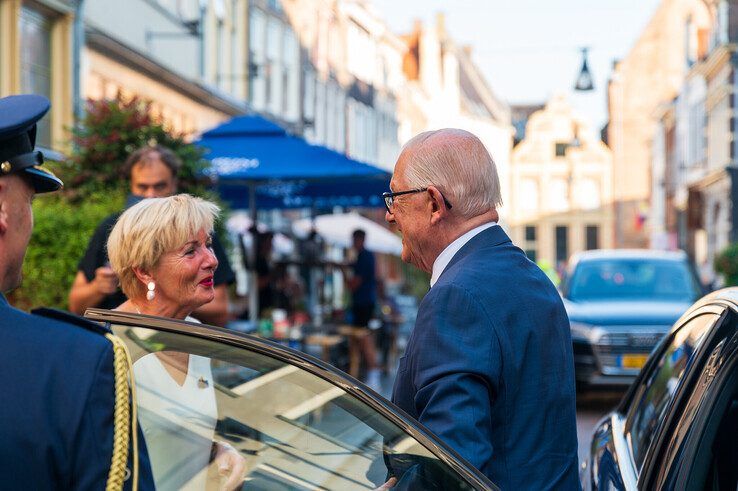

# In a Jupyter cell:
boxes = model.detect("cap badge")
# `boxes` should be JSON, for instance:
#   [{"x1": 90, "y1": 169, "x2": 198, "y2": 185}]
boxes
[{"x1": 1, "y1": 162, "x2": 10, "y2": 174}]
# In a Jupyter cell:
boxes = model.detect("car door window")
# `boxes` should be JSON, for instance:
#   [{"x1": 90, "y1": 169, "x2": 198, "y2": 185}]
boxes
[
  {"x1": 109, "y1": 321, "x2": 481, "y2": 491},
  {"x1": 625, "y1": 313, "x2": 719, "y2": 470}
]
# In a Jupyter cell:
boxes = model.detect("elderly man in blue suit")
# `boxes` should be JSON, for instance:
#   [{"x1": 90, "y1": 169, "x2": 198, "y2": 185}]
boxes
[{"x1": 385, "y1": 129, "x2": 580, "y2": 489}]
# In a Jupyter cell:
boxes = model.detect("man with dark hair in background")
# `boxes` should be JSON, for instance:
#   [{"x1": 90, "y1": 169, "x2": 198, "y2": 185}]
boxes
[{"x1": 68, "y1": 144, "x2": 235, "y2": 325}]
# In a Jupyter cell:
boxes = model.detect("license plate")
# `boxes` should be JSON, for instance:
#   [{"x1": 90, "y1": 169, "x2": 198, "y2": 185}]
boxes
[{"x1": 620, "y1": 354, "x2": 649, "y2": 369}]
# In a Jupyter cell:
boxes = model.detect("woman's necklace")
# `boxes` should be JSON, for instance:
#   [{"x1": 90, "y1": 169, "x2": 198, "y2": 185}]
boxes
[{"x1": 129, "y1": 302, "x2": 208, "y2": 388}]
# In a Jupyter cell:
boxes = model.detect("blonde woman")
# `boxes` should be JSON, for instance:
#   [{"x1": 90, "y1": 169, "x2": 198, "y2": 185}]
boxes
[{"x1": 107, "y1": 194, "x2": 244, "y2": 490}]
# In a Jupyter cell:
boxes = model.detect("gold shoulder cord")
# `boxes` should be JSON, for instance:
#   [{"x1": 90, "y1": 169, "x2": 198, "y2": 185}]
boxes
[{"x1": 104, "y1": 333, "x2": 139, "y2": 491}]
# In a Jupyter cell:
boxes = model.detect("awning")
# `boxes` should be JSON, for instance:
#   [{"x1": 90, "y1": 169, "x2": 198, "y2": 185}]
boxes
[{"x1": 204, "y1": 135, "x2": 388, "y2": 181}]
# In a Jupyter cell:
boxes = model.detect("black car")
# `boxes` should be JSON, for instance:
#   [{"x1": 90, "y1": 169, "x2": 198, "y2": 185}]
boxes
[
  {"x1": 581, "y1": 288, "x2": 738, "y2": 490},
  {"x1": 560, "y1": 249, "x2": 703, "y2": 389},
  {"x1": 83, "y1": 308, "x2": 497, "y2": 490}
]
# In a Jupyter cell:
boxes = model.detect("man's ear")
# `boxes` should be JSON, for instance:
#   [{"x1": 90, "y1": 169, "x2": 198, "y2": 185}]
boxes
[
  {"x1": 427, "y1": 186, "x2": 449, "y2": 224},
  {"x1": 0, "y1": 180, "x2": 8, "y2": 235}
]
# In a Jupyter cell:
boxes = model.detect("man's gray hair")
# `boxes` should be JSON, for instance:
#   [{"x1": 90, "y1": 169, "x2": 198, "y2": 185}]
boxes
[{"x1": 400, "y1": 128, "x2": 502, "y2": 219}]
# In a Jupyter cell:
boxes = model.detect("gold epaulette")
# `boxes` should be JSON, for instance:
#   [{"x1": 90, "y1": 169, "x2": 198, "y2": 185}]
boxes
[{"x1": 104, "y1": 332, "x2": 139, "y2": 491}]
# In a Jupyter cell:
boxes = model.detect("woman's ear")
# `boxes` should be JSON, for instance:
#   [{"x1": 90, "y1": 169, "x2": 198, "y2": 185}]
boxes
[{"x1": 132, "y1": 266, "x2": 154, "y2": 286}]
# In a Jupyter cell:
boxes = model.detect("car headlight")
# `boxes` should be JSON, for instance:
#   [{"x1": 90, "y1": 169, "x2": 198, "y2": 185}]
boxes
[{"x1": 569, "y1": 322, "x2": 604, "y2": 344}]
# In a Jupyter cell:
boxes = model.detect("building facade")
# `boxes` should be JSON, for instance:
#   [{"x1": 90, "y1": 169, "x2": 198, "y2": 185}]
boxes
[
  {"x1": 279, "y1": 0, "x2": 402, "y2": 169},
  {"x1": 652, "y1": 0, "x2": 738, "y2": 287},
  {"x1": 0, "y1": 0, "x2": 76, "y2": 153},
  {"x1": 608, "y1": 0, "x2": 710, "y2": 248},
  {"x1": 510, "y1": 95, "x2": 614, "y2": 266},
  {"x1": 0, "y1": 0, "x2": 249, "y2": 147},
  {"x1": 248, "y1": 0, "x2": 301, "y2": 131},
  {"x1": 83, "y1": 0, "x2": 248, "y2": 138}
]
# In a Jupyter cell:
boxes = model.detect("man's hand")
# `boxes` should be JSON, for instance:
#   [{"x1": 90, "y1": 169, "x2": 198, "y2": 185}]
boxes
[
  {"x1": 92, "y1": 266, "x2": 118, "y2": 295},
  {"x1": 374, "y1": 477, "x2": 397, "y2": 490},
  {"x1": 212, "y1": 441, "x2": 246, "y2": 490}
]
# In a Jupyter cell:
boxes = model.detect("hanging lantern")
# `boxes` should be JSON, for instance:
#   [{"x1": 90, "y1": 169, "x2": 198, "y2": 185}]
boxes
[{"x1": 574, "y1": 47, "x2": 594, "y2": 91}]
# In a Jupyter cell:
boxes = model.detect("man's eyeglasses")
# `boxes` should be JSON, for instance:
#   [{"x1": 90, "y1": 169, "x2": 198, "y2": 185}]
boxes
[{"x1": 382, "y1": 187, "x2": 452, "y2": 213}]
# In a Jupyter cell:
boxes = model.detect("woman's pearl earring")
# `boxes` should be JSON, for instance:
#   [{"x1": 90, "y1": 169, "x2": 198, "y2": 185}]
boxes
[{"x1": 146, "y1": 281, "x2": 156, "y2": 301}]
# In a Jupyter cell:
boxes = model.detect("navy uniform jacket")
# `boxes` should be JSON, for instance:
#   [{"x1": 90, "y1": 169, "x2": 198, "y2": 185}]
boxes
[
  {"x1": 391, "y1": 225, "x2": 580, "y2": 490},
  {"x1": 0, "y1": 294, "x2": 153, "y2": 490}
]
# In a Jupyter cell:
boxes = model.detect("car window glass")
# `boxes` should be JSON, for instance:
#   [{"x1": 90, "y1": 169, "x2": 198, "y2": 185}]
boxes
[
  {"x1": 112, "y1": 323, "x2": 477, "y2": 490},
  {"x1": 568, "y1": 259, "x2": 701, "y2": 302},
  {"x1": 625, "y1": 313, "x2": 718, "y2": 470}
]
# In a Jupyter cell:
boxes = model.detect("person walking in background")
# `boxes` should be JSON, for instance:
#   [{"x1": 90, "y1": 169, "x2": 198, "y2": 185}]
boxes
[
  {"x1": 68, "y1": 144, "x2": 235, "y2": 325},
  {"x1": 0, "y1": 94, "x2": 154, "y2": 489},
  {"x1": 347, "y1": 228, "x2": 381, "y2": 389},
  {"x1": 385, "y1": 128, "x2": 580, "y2": 489}
]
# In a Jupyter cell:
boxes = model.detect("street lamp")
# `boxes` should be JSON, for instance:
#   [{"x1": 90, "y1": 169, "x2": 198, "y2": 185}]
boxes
[{"x1": 574, "y1": 47, "x2": 594, "y2": 91}]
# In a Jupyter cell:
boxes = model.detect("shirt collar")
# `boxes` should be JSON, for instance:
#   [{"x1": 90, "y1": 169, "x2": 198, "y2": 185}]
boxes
[
  {"x1": 0, "y1": 292, "x2": 7, "y2": 306},
  {"x1": 430, "y1": 222, "x2": 497, "y2": 288}
]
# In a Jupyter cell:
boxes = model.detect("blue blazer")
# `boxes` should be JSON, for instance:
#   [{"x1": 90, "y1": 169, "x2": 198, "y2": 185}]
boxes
[
  {"x1": 0, "y1": 296, "x2": 153, "y2": 490},
  {"x1": 392, "y1": 225, "x2": 580, "y2": 490}
]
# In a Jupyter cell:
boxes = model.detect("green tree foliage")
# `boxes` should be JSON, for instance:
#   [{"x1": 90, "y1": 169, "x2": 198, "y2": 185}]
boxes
[
  {"x1": 9, "y1": 191, "x2": 125, "y2": 310},
  {"x1": 9, "y1": 95, "x2": 218, "y2": 310},
  {"x1": 715, "y1": 243, "x2": 738, "y2": 287}
]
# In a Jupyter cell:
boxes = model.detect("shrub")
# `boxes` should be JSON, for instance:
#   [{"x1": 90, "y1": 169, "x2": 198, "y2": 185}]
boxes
[
  {"x1": 8, "y1": 190, "x2": 125, "y2": 310},
  {"x1": 715, "y1": 243, "x2": 738, "y2": 287}
]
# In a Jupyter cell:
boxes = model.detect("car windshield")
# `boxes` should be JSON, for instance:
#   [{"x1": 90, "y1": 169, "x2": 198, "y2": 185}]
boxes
[{"x1": 567, "y1": 258, "x2": 700, "y2": 302}]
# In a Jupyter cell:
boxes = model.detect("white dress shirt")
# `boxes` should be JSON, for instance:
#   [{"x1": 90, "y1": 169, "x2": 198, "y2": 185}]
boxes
[{"x1": 430, "y1": 222, "x2": 497, "y2": 288}]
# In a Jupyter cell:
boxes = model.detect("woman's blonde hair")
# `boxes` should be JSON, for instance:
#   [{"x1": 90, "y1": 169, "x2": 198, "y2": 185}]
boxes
[{"x1": 107, "y1": 194, "x2": 220, "y2": 300}]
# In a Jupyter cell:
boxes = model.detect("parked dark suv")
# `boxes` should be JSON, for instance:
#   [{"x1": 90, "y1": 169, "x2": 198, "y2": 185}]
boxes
[{"x1": 560, "y1": 249, "x2": 703, "y2": 389}]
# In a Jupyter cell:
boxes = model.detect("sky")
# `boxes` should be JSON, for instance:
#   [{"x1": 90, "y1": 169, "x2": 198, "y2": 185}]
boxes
[{"x1": 371, "y1": 0, "x2": 662, "y2": 131}]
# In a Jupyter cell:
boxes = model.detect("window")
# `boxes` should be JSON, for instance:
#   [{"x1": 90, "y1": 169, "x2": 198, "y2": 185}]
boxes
[
  {"x1": 555, "y1": 225, "x2": 568, "y2": 264},
  {"x1": 577, "y1": 178, "x2": 601, "y2": 210},
  {"x1": 549, "y1": 178, "x2": 568, "y2": 211},
  {"x1": 266, "y1": 18, "x2": 281, "y2": 115},
  {"x1": 106, "y1": 321, "x2": 477, "y2": 490},
  {"x1": 282, "y1": 29, "x2": 299, "y2": 121},
  {"x1": 585, "y1": 225, "x2": 599, "y2": 250},
  {"x1": 555, "y1": 142, "x2": 568, "y2": 157},
  {"x1": 519, "y1": 179, "x2": 539, "y2": 212},
  {"x1": 626, "y1": 313, "x2": 718, "y2": 469},
  {"x1": 216, "y1": 19, "x2": 225, "y2": 88},
  {"x1": 567, "y1": 258, "x2": 702, "y2": 303},
  {"x1": 680, "y1": 338, "x2": 738, "y2": 490},
  {"x1": 525, "y1": 226, "x2": 537, "y2": 242},
  {"x1": 19, "y1": 5, "x2": 52, "y2": 148},
  {"x1": 248, "y1": 9, "x2": 266, "y2": 109}
]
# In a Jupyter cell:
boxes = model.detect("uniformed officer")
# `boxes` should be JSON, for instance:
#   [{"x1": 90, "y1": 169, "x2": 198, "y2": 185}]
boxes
[{"x1": 0, "y1": 95, "x2": 153, "y2": 490}]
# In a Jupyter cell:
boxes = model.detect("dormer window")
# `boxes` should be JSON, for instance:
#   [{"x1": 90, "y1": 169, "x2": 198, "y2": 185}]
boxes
[{"x1": 555, "y1": 142, "x2": 569, "y2": 157}]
